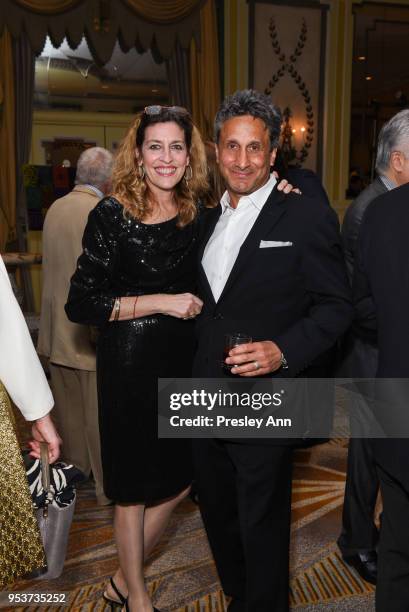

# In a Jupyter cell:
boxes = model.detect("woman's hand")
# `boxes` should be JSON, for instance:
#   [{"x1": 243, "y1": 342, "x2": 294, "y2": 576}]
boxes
[
  {"x1": 160, "y1": 293, "x2": 203, "y2": 319},
  {"x1": 273, "y1": 172, "x2": 302, "y2": 195},
  {"x1": 29, "y1": 414, "x2": 62, "y2": 463}
]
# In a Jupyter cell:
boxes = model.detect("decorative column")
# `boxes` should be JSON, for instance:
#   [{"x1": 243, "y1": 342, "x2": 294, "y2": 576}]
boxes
[
  {"x1": 321, "y1": 0, "x2": 354, "y2": 218},
  {"x1": 223, "y1": 0, "x2": 249, "y2": 95}
]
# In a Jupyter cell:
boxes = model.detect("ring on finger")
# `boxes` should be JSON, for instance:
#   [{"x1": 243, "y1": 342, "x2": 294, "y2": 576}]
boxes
[{"x1": 254, "y1": 361, "x2": 260, "y2": 371}]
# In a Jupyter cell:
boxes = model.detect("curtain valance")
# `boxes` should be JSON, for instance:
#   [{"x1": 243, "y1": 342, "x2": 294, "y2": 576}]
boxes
[
  {"x1": 0, "y1": 0, "x2": 204, "y2": 63},
  {"x1": 13, "y1": 0, "x2": 84, "y2": 15},
  {"x1": 122, "y1": 0, "x2": 203, "y2": 24}
]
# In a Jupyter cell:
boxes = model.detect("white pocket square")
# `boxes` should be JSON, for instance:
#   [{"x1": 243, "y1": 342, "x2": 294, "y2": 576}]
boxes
[{"x1": 259, "y1": 240, "x2": 293, "y2": 248}]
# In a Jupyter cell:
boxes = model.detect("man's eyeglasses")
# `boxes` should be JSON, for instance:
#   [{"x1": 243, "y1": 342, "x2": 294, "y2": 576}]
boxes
[{"x1": 144, "y1": 105, "x2": 190, "y2": 116}]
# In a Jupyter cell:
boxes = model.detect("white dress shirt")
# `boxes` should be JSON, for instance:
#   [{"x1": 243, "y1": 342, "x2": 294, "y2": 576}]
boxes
[
  {"x1": 202, "y1": 173, "x2": 277, "y2": 302},
  {"x1": 0, "y1": 256, "x2": 54, "y2": 420}
]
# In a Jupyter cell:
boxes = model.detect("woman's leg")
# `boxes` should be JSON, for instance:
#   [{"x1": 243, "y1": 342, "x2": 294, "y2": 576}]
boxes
[
  {"x1": 114, "y1": 503, "x2": 151, "y2": 612},
  {"x1": 108, "y1": 486, "x2": 190, "y2": 602},
  {"x1": 144, "y1": 485, "x2": 191, "y2": 555}
]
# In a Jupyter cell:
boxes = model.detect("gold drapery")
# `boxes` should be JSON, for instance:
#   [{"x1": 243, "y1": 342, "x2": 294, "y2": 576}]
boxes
[
  {"x1": 13, "y1": 0, "x2": 84, "y2": 14},
  {"x1": 122, "y1": 0, "x2": 203, "y2": 23},
  {"x1": 190, "y1": 0, "x2": 221, "y2": 140},
  {"x1": 2, "y1": 0, "x2": 200, "y2": 62},
  {"x1": 0, "y1": 29, "x2": 16, "y2": 250}
]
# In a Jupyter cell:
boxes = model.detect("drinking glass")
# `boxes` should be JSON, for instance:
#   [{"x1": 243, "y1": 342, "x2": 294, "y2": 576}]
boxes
[{"x1": 222, "y1": 332, "x2": 252, "y2": 374}]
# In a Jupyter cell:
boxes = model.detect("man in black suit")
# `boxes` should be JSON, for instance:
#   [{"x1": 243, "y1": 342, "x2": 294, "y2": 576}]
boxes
[
  {"x1": 354, "y1": 181, "x2": 409, "y2": 611},
  {"x1": 338, "y1": 109, "x2": 409, "y2": 582},
  {"x1": 192, "y1": 90, "x2": 353, "y2": 612}
]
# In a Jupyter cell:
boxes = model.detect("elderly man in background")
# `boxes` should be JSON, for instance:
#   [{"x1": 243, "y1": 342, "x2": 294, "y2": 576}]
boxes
[
  {"x1": 38, "y1": 146, "x2": 113, "y2": 505},
  {"x1": 338, "y1": 109, "x2": 409, "y2": 582},
  {"x1": 354, "y1": 180, "x2": 409, "y2": 611}
]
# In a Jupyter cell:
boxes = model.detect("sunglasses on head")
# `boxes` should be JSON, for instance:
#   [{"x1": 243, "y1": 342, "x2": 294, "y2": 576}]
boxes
[{"x1": 144, "y1": 105, "x2": 190, "y2": 117}]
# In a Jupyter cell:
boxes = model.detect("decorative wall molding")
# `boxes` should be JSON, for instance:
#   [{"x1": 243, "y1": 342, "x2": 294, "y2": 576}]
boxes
[
  {"x1": 33, "y1": 109, "x2": 134, "y2": 127},
  {"x1": 265, "y1": 17, "x2": 314, "y2": 164},
  {"x1": 249, "y1": 0, "x2": 327, "y2": 172}
]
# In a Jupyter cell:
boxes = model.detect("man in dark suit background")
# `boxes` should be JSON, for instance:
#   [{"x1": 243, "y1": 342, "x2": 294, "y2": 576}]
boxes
[
  {"x1": 192, "y1": 90, "x2": 353, "y2": 612},
  {"x1": 354, "y1": 181, "x2": 409, "y2": 611},
  {"x1": 338, "y1": 109, "x2": 409, "y2": 582}
]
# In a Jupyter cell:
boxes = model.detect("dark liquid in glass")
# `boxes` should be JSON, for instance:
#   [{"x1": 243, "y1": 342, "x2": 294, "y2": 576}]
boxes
[
  {"x1": 222, "y1": 347, "x2": 234, "y2": 375},
  {"x1": 222, "y1": 333, "x2": 252, "y2": 376}
]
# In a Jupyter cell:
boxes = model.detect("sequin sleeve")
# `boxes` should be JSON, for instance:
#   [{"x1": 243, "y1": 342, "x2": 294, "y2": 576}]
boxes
[{"x1": 65, "y1": 197, "x2": 120, "y2": 326}]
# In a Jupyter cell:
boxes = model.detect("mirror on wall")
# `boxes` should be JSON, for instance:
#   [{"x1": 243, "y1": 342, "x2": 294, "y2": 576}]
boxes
[
  {"x1": 35, "y1": 36, "x2": 169, "y2": 114},
  {"x1": 348, "y1": 3, "x2": 409, "y2": 198}
]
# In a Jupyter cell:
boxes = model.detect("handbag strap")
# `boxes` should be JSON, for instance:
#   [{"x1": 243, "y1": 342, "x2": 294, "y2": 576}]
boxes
[{"x1": 40, "y1": 441, "x2": 51, "y2": 516}]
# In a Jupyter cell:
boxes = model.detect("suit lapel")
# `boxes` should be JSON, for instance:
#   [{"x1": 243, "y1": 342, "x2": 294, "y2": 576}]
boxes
[{"x1": 217, "y1": 186, "x2": 286, "y2": 303}]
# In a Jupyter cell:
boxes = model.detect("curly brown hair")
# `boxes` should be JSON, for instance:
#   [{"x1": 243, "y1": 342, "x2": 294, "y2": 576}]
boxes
[{"x1": 111, "y1": 108, "x2": 209, "y2": 227}]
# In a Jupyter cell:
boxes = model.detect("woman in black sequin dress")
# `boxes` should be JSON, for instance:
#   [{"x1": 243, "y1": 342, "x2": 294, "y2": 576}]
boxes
[{"x1": 65, "y1": 107, "x2": 208, "y2": 612}]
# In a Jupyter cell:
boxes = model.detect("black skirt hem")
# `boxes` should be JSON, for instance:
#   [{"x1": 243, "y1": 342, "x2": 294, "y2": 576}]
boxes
[{"x1": 104, "y1": 476, "x2": 192, "y2": 505}]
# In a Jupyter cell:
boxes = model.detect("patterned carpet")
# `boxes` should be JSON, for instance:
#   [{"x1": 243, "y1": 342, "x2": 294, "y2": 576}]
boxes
[{"x1": 5, "y1": 425, "x2": 377, "y2": 612}]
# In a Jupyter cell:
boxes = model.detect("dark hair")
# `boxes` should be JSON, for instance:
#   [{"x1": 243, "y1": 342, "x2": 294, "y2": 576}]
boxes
[
  {"x1": 214, "y1": 89, "x2": 282, "y2": 151},
  {"x1": 136, "y1": 109, "x2": 193, "y2": 150}
]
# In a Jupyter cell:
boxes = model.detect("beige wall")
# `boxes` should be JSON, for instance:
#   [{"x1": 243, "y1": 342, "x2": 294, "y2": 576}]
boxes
[
  {"x1": 30, "y1": 110, "x2": 133, "y2": 165},
  {"x1": 29, "y1": 111, "x2": 134, "y2": 311}
]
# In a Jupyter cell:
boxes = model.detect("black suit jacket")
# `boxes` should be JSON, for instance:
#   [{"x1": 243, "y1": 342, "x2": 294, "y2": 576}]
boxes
[
  {"x1": 342, "y1": 176, "x2": 387, "y2": 282},
  {"x1": 354, "y1": 182, "x2": 409, "y2": 487},
  {"x1": 286, "y1": 167, "x2": 331, "y2": 207},
  {"x1": 337, "y1": 177, "x2": 387, "y2": 377},
  {"x1": 355, "y1": 182, "x2": 409, "y2": 377},
  {"x1": 194, "y1": 187, "x2": 353, "y2": 380}
]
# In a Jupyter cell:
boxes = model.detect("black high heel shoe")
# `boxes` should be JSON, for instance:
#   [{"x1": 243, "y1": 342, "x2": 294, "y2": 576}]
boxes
[{"x1": 103, "y1": 577, "x2": 126, "y2": 609}]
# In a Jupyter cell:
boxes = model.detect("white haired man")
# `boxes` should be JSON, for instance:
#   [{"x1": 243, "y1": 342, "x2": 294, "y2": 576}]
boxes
[
  {"x1": 38, "y1": 147, "x2": 113, "y2": 505},
  {"x1": 339, "y1": 109, "x2": 409, "y2": 582}
]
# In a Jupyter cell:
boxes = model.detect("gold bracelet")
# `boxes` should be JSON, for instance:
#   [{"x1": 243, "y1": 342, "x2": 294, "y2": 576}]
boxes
[
  {"x1": 133, "y1": 296, "x2": 139, "y2": 319},
  {"x1": 113, "y1": 297, "x2": 121, "y2": 321}
]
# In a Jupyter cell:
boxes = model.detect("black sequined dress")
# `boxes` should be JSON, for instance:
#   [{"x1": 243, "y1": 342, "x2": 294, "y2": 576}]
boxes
[{"x1": 65, "y1": 197, "x2": 198, "y2": 503}]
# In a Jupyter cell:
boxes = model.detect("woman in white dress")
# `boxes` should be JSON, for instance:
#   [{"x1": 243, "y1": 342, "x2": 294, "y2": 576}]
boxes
[{"x1": 0, "y1": 255, "x2": 61, "y2": 588}]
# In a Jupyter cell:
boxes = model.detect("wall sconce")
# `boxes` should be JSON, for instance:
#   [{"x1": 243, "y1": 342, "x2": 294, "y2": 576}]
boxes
[{"x1": 281, "y1": 107, "x2": 311, "y2": 166}]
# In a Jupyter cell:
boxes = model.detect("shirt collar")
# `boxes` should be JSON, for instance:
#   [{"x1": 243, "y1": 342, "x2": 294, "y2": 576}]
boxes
[
  {"x1": 79, "y1": 184, "x2": 104, "y2": 199},
  {"x1": 379, "y1": 174, "x2": 397, "y2": 191},
  {"x1": 220, "y1": 173, "x2": 277, "y2": 213}
]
